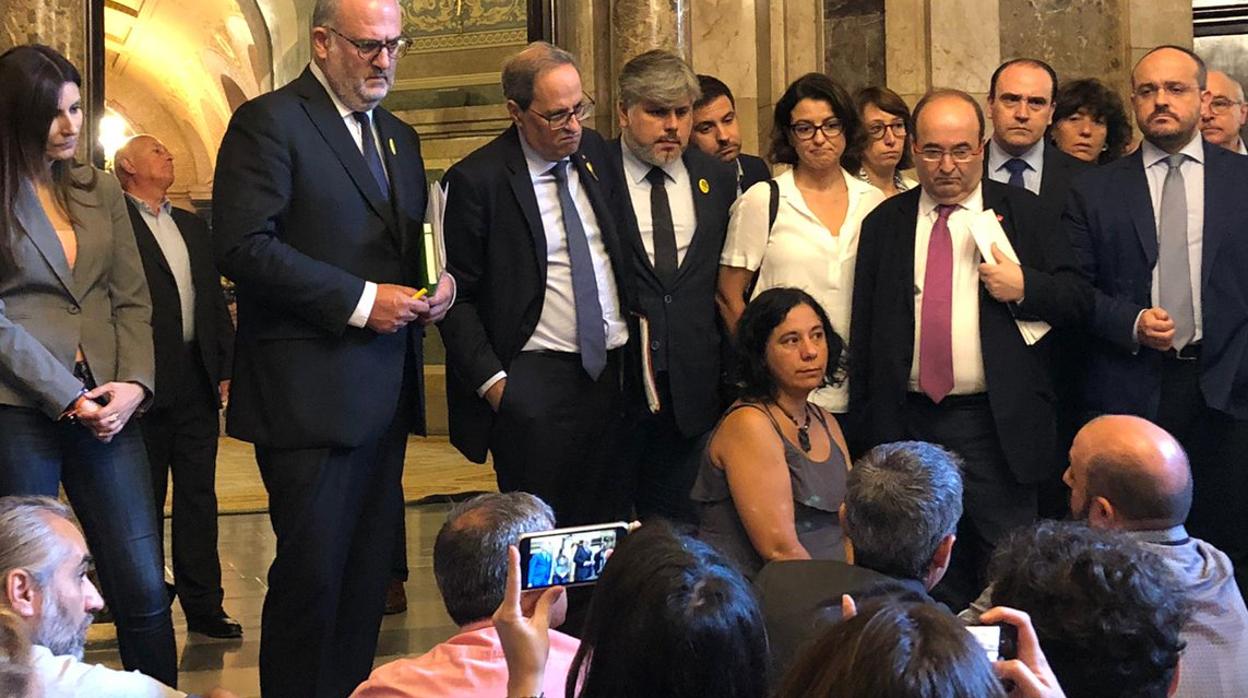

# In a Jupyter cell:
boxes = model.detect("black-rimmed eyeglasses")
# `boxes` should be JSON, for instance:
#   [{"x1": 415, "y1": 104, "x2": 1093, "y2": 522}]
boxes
[
  {"x1": 790, "y1": 120, "x2": 843, "y2": 140},
  {"x1": 529, "y1": 94, "x2": 595, "y2": 130},
  {"x1": 325, "y1": 26, "x2": 412, "y2": 61}
]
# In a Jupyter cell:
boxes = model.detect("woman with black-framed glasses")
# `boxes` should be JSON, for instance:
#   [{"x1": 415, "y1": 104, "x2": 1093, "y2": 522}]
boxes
[
  {"x1": 844, "y1": 85, "x2": 918, "y2": 197},
  {"x1": 717, "y1": 73, "x2": 884, "y2": 433}
]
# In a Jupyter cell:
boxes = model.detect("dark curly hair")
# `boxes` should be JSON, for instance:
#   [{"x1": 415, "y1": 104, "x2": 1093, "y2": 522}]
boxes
[
  {"x1": 1048, "y1": 78, "x2": 1133, "y2": 164},
  {"x1": 776, "y1": 599, "x2": 1005, "y2": 698},
  {"x1": 842, "y1": 85, "x2": 914, "y2": 172},
  {"x1": 568, "y1": 520, "x2": 769, "y2": 698},
  {"x1": 988, "y1": 521, "x2": 1187, "y2": 698},
  {"x1": 733, "y1": 287, "x2": 844, "y2": 402},
  {"x1": 768, "y1": 72, "x2": 863, "y2": 171}
]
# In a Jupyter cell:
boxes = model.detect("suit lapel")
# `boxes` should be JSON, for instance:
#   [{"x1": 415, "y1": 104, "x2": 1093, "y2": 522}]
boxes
[
  {"x1": 375, "y1": 111, "x2": 407, "y2": 247},
  {"x1": 1121, "y1": 150, "x2": 1158, "y2": 269},
  {"x1": 1202, "y1": 142, "x2": 1229, "y2": 292},
  {"x1": 607, "y1": 139, "x2": 658, "y2": 284},
  {"x1": 895, "y1": 191, "x2": 920, "y2": 336},
  {"x1": 294, "y1": 70, "x2": 397, "y2": 232},
  {"x1": 676, "y1": 152, "x2": 712, "y2": 286},
  {"x1": 126, "y1": 198, "x2": 174, "y2": 280},
  {"x1": 503, "y1": 128, "x2": 548, "y2": 279},
  {"x1": 14, "y1": 180, "x2": 78, "y2": 301}
]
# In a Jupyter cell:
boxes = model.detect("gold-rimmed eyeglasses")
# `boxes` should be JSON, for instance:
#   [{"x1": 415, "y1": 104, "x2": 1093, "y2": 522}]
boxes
[
  {"x1": 325, "y1": 26, "x2": 412, "y2": 61},
  {"x1": 529, "y1": 94, "x2": 595, "y2": 130},
  {"x1": 1209, "y1": 97, "x2": 1245, "y2": 115}
]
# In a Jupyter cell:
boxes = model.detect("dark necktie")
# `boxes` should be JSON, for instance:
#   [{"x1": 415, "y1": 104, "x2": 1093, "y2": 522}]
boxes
[
  {"x1": 353, "y1": 111, "x2": 390, "y2": 201},
  {"x1": 918, "y1": 204, "x2": 958, "y2": 403},
  {"x1": 1158, "y1": 153, "x2": 1194, "y2": 350},
  {"x1": 645, "y1": 166, "x2": 679, "y2": 286},
  {"x1": 550, "y1": 162, "x2": 608, "y2": 380},
  {"x1": 1003, "y1": 158, "x2": 1028, "y2": 189}
]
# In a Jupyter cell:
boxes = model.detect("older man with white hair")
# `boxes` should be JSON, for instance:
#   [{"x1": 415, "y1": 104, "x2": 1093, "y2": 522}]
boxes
[{"x1": 1200, "y1": 69, "x2": 1248, "y2": 154}]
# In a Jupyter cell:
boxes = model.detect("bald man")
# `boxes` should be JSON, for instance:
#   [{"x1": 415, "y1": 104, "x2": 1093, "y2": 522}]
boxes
[
  {"x1": 116, "y1": 135, "x2": 241, "y2": 640},
  {"x1": 1200, "y1": 70, "x2": 1248, "y2": 155}
]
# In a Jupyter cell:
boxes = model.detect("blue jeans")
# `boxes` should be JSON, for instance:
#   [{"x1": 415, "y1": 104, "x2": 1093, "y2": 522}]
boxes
[{"x1": 0, "y1": 406, "x2": 177, "y2": 686}]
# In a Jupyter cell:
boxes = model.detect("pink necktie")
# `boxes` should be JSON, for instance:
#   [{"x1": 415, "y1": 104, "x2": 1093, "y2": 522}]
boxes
[{"x1": 919, "y1": 204, "x2": 958, "y2": 403}]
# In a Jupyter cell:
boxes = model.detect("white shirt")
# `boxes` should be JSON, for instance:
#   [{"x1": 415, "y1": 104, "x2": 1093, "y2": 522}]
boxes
[
  {"x1": 620, "y1": 140, "x2": 696, "y2": 268},
  {"x1": 1238, "y1": 140, "x2": 1247, "y2": 156},
  {"x1": 1140, "y1": 133, "x2": 1205, "y2": 344},
  {"x1": 987, "y1": 138, "x2": 1045, "y2": 195},
  {"x1": 908, "y1": 185, "x2": 988, "y2": 394},
  {"x1": 126, "y1": 194, "x2": 196, "y2": 342},
  {"x1": 32, "y1": 644, "x2": 185, "y2": 698},
  {"x1": 721, "y1": 168, "x2": 885, "y2": 412}
]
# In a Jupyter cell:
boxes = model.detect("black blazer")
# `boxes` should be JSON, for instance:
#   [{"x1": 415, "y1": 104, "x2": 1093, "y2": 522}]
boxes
[
  {"x1": 126, "y1": 200, "x2": 233, "y2": 410},
  {"x1": 737, "y1": 153, "x2": 771, "y2": 193},
  {"x1": 606, "y1": 142, "x2": 736, "y2": 437},
  {"x1": 848, "y1": 181, "x2": 1090, "y2": 484},
  {"x1": 984, "y1": 141, "x2": 1090, "y2": 224},
  {"x1": 438, "y1": 126, "x2": 632, "y2": 463},
  {"x1": 212, "y1": 67, "x2": 428, "y2": 449},
  {"x1": 1067, "y1": 142, "x2": 1248, "y2": 419}
]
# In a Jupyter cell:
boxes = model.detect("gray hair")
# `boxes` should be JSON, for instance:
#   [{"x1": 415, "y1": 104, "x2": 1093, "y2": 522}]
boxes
[
  {"x1": 618, "y1": 49, "x2": 701, "y2": 110},
  {"x1": 844, "y1": 441, "x2": 964, "y2": 581},
  {"x1": 0, "y1": 496, "x2": 75, "y2": 591},
  {"x1": 432, "y1": 492, "x2": 556, "y2": 626},
  {"x1": 501, "y1": 41, "x2": 580, "y2": 110},
  {"x1": 311, "y1": 0, "x2": 341, "y2": 30}
]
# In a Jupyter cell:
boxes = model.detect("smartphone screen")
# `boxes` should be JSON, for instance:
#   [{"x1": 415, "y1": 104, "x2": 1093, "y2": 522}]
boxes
[
  {"x1": 966, "y1": 624, "x2": 1018, "y2": 661},
  {"x1": 518, "y1": 522, "x2": 628, "y2": 590}
]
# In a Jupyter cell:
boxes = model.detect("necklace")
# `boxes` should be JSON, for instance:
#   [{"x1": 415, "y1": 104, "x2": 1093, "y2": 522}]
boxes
[{"x1": 772, "y1": 400, "x2": 813, "y2": 452}]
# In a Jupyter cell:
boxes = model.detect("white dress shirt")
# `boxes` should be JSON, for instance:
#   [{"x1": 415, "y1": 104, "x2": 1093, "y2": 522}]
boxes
[
  {"x1": 126, "y1": 194, "x2": 196, "y2": 342},
  {"x1": 721, "y1": 168, "x2": 885, "y2": 412},
  {"x1": 32, "y1": 644, "x2": 185, "y2": 698},
  {"x1": 987, "y1": 138, "x2": 1045, "y2": 195},
  {"x1": 908, "y1": 185, "x2": 988, "y2": 394},
  {"x1": 1140, "y1": 133, "x2": 1205, "y2": 344},
  {"x1": 1238, "y1": 140, "x2": 1247, "y2": 156},
  {"x1": 620, "y1": 140, "x2": 697, "y2": 267}
]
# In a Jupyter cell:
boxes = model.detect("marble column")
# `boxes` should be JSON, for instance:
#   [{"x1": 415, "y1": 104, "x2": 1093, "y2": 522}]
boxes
[
  {"x1": 691, "y1": 0, "x2": 761, "y2": 154},
  {"x1": 611, "y1": 0, "x2": 691, "y2": 78},
  {"x1": 824, "y1": 0, "x2": 885, "y2": 93}
]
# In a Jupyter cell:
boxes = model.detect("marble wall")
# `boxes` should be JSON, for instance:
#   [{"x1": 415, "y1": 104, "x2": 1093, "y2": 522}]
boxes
[{"x1": 824, "y1": 0, "x2": 885, "y2": 93}]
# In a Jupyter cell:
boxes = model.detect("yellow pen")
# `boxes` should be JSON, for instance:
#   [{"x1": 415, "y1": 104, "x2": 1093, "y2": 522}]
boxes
[{"x1": 411, "y1": 288, "x2": 428, "y2": 300}]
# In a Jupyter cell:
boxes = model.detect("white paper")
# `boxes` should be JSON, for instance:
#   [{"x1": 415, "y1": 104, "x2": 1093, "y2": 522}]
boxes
[
  {"x1": 966, "y1": 208, "x2": 1050, "y2": 346},
  {"x1": 422, "y1": 181, "x2": 449, "y2": 289}
]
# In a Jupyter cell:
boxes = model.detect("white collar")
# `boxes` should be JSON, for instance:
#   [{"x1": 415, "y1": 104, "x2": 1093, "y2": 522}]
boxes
[
  {"x1": 1140, "y1": 131, "x2": 1205, "y2": 168},
  {"x1": 308, "y1": 61, "x2": 372, "y2": 121},
  {"x1": 918, "y1": 182, "x2": 984, "y2": 217},
  {"x1": 988, "y1": 137, "x2": 1045, "y2": 175},
  {"x1": 620, "y1": 139, "x2": 682, "y2": 185}
]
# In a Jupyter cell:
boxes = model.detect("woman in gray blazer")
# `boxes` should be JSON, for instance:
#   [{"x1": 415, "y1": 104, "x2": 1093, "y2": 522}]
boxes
[{"x1": 0, "y1": 45, "x2": 175, "y2": 685}]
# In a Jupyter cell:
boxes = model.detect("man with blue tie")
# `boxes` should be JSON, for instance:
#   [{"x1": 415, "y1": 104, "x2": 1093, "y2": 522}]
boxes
[
  {"x1": 439, "y1": 42, "x2": 634, "y2": 525},
  {"x1": 1066, "y1": 45, "x2": 1248, "y2": 595}
]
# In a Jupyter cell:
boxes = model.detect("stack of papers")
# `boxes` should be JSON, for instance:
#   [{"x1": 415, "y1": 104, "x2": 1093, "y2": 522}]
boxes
[
  {"x1": 963, "y1": 208, "x2": 1050, "y2": 346},
  {"x1": 422, "y1": 181, "x2": 449, "y2": 291}
]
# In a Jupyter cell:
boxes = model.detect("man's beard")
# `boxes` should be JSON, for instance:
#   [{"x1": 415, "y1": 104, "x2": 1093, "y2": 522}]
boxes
[{"x1": 35, "y1": 595, "x2": 93, "y2": 659}]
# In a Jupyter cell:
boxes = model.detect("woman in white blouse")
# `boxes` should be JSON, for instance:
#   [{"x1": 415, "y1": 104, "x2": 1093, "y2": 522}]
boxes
[{"x1": 716, "y1": 72, "x2": 885, "y2": 420}]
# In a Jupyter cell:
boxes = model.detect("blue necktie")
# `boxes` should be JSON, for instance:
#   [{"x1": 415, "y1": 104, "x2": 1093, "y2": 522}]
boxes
[
  {"x1": 353, "y1": 111, "x2": 390, "y2": 201},
  {"x1": 550, "y1": 162, "x2": 607, "y2": 380},
  {"x1": 1003, "y1": 158, "x2": 1028, "y2": 189}
]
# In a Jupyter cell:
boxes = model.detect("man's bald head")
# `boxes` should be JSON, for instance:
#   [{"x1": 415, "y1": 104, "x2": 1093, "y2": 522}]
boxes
[
  {"x1": 114, "y1": 134, "x2": 175, "y2": 196},
  {"x1": 1066, "y1": 415, "x2": 1192, "y2": 529}
]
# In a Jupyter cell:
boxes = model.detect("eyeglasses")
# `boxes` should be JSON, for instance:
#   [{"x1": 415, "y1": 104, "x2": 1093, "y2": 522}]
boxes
[
  {"x1": 866, "y1": 121, "x2": 907, "y2": 140},
  {"x1": 1132, "y1": 82, "x2": 1198, "y2": 101},
  {"x1": 325, "y1": 26, "x2": 412, "y2": 61},
  {"x1": 916, "y1": 145, "x2": 981, "y2": 163},
  {"x1": 790, "y1": 120, "x2": 843, "y2": 140},
  {"x1": 529, "y1": 94, "x2": 595, "y2": 130},
  {"x1": 1209, "y1": 97, "x2": 1245, "y2": 114}
]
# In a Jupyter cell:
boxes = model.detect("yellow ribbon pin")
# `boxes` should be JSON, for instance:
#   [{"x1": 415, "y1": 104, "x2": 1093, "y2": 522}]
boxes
[
  {"x1": 586, "y1": 159, "x2": 598, "y2": 181},
  {"x1": 698, "y1": 178, "x2": 710, "y2": 194},
  {"x1": 388, "y1": 138, "x2": 396, "y2": 156}
]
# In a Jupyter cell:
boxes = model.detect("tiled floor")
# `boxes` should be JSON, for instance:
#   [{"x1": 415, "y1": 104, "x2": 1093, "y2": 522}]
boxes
[{"x1": 84, "y1": 503, "x2": 460, "y2": 698}]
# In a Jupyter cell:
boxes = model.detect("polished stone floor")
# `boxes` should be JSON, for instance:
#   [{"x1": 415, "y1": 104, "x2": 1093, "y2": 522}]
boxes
[{"x1": 84, "y1": 503, "x2": 460, "y2": 697}]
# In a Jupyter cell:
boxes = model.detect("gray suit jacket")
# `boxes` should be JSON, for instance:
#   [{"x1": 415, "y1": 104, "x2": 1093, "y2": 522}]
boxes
[{"x1": 0, "y1": 165, "x2": 154, "y2": 418}]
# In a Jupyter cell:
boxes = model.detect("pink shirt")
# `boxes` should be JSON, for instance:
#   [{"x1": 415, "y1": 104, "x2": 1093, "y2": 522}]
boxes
[{"x1": 351, "y1": 624, "x2": 580, "y2": 697}]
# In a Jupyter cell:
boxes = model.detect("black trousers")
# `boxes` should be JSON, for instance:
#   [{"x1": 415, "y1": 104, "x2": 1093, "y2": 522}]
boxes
[
  {"x1": 904, "y1": 393, "x2": 1038, "y2": 611},
  {"x1": 139, "y1": 342, "x2": 225, "y2": 618},
  {"x1": 1154, "y1": 354, "x2": 1248, "y2": 596},
  {"x1": 624, "y1": 372, "x2": 705, "y2": 525},
  {"x1": 254, "y1": 372, "x2": 411, "y2": 698},
  {"x1": 490, "y1": 350, "x2": 632, "y2": 525}
]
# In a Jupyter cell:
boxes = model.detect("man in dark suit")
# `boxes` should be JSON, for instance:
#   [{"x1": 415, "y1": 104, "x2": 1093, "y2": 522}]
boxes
[
  {"x1": 607, "y1": 50, "x2": 736, "y2": 522},
  {"x1": 692, "y1": 74, "x2": 770, "y2": 194},
  {"x1": 439, "y1": 42, "x2": 632, "y2": 525},
  {"x1": 1066, "y1": 45, "x2": 1248, "y2": 594},
  {"x1": 849, "y1": 89, "x2": 1089, "y2": 610},
  {"x1": 115, "y1": 135, "x2": 241, "y2": 640},
  {"x1": 983, "y1": 57, "x2": 1093, "y2": 518},
  {"x1": 211, "y1": 0, "x2": 454, "y2": 693},
  {"x1": 755, "y1": 441, "x2": 962, "y2": 675}
]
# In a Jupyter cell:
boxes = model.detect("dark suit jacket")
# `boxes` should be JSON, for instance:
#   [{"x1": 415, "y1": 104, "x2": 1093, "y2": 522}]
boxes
[
  {"x1": 1065, "y1": 141, "x2": 1248, "y2": 419},
  {"x1": 212, "y1": 67, "x2": 427, "y2": 449},
  {"x1": 755, "y1": 560, "x2": 935, "y2": 677},
  {"x1": 985, "y1": 141, "x2": 1090, "y2": 224},
  {"x1": 849, "y1": 181, "x2": 1090, "y2": 484},
  {"x1": 737, "y1": 153, "x2": 771, "y2": 193},
  {"x1": 607, "y1": 142, "x2": 736, "y2": 437},
  {"x1": 438, "y1": 126, "x2": 631, "y2": 463},
  {"x1": 126, "y1": 201, "x2": 233, "y2": 410}
]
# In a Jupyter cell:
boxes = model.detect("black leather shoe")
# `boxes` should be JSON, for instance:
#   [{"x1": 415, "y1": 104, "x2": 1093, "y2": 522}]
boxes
[
  {"x1": 384, "y1": 579, "x2": 408, "y2": 615},
  {"x1": 186, "y1": 610, "x2": 243, "y2": 639}
]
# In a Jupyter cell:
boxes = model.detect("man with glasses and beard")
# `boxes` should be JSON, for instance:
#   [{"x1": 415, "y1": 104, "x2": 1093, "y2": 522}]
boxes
[
  {"x1": 0, "y1": 496, "x2": 237, "y2": 697},
  {"x1": 1066, "y1": 45, "x2": 1248, "y2": 597},
  {"x1": 849, "y1": 89, "x2": 1089, "y2": 610}
]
